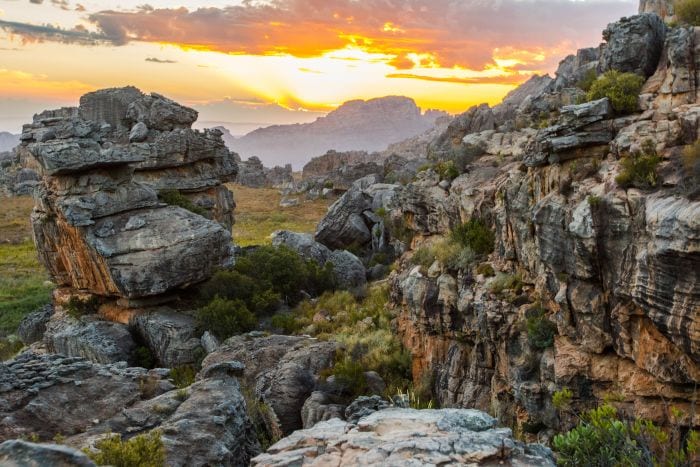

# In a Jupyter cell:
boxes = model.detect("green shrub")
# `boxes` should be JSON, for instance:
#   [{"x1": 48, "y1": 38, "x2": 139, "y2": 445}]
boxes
[
  {"x1": 85, "y1": 430, "x2": 166, "y2": 467},
  {"x1": 553, "y1": 404, "x2": 699, "y2": 467},
  {"x1": 676, "y1": 0, "x2": 700, "y2": 26},
  {"x1": 526, "y1": 307, "x2": 557, "y2": 349},
  {"x1": 475, "y1": 263, "x2": 495, "y2": 277},
  {"x1": 615, "y1": 140, "x2": 661, "y2": 189},
  {"x1": 552, "y1": 388, "x2": 573, "y2": 411},
  {"x1": 169, "y1": 365, "x2": 196, "y2": 388},
  {"x1": 411, "y1": 246, "x2": 436, "y2": 270},
  {"x1": 158, "y1": 189, "x2": 207, "y2": 216},
  {"x1": 450, "y1": 219, "x2": 495, "y2": 256},
  {"x1": 131, "y1": 346, "x2": 156, "y2": 369},
  {"x1": 65, "y1": 295, "x2": 100, "y2": 319},
  {"x1": 243, "y1": 387, "x2": 282, "y2": 450},
  {"x1": 586, "y1": 70, "x2": 644, "y2": 114},
  {"x1": 489, "y1": 273, "x2": 523, "y2": 295},
  {"x1": 587, "y1": 195, "x2": 602, "y2": 207},
  {"x1": 577, "y1": 68, "x2": 598, "y2": 92},
  {"x1": 196, "y1": 297, "x2": 256, "y2": 340},
  {"x1": 323, "y1": 180, "x2": 334, "y2": 189},
  {"x1": 330, "y1": 355, "x2": 368, "y2": 398},
  {"x1": 270, "y1": 313, "x2": 301, "y2": 334},
  {"x1": 435, "y1": 160, "x2": 460, "y2": 181}
]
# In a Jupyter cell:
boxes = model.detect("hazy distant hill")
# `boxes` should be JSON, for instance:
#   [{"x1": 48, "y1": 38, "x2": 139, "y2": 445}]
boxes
[
  {"x1": 227, "y1": 96, "x2": 447, "y2": 168},
  {"x1": 0, "y1": 132, "x2": 19, "y2": 153}
]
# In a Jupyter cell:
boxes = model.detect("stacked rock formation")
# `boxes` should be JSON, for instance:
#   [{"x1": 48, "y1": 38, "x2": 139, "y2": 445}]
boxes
[{"x1": 19, "y1": 87, "x2": 236, "y2": 302}]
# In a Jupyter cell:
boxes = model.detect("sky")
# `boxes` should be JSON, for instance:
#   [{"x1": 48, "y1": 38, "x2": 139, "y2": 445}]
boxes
[{"x1": 0, "y1": 0, "x2": 637, "y2": 134}]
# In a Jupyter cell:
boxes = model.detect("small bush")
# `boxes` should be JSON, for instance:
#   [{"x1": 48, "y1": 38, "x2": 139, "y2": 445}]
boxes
[
  {"x1": 676, "y1": 0, "x2": 700, "y2": 26},
  {"x1": 85, "y1": 430, "x2": 166, "y2": 467},
  {"x1": 330, "y1": 355, "x2": 368, "y2": 398},
  {"x1": 616, "y1": 140, "x2": 661, "y2": 189},
  {"x1": 323, "y1": 180, "x2": 334, "y2": 189},
  {"x1": 411, "y1": 246, "x2": 436, "y2": 270},
  {"x1": 587, "y1": 195, "x2": 602, "y2": 207},
  {"x1": 158, "y1": 189, "x2": 207, "y2": 216},
  {"x1": 131, "y1": 346, "x2": 156, "y2": 369},
  {"x1": 587, "y1": 70, "x2": 644, "y2": 114},
  {"x1": 434, "y1": 160, "x2": 460, "y2": 181},
  {"x1": 552, "y1": 387, "x2": 573, "y2": 411},
  {"x1": 169, "y1": 365, "x2": 196, "y2": 389},
  {"x1": 65, "y1": 295, "x2": 100, "y2": 319},
  {"x1": 475, "y1": 263, "x2": 495, "y2": 277},
  {"x1": 196, "y1": 297, "x2": 256, "y2": 340},
  {"x1": 526, "y1": 306, "x2": 557, "y2": 349},
  {"x1": 553, "y1": 404, "x2": 700, "y2": 467},
  {"x1": 489, "y1": 273, "x2": 523, "y2": 295},
  {"x1": 450, "y1": 219, "x2": 495, "y2": 256},
  {"x1": 577, "y1": 68, "x2": 598, "y2": 92},
  {"x1": 270, "y1": 313, "x2": 301, "y2": 334}
]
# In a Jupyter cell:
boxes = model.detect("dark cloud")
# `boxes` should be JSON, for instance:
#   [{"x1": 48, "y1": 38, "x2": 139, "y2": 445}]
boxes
[
  {"x1": 0, "y1": 19, "x2": 114, "y2": 45},
  {"x1": 145, "y1": 57, "x2": 177, "y2": 63}
]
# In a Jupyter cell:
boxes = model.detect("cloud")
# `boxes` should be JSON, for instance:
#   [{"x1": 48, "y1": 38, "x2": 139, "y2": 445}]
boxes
[
  {"x1": 0, "y1": 19, "x2": 115, "y2": 45},
  {"x1": 4, "y1": 0, "x2": 637, "y2": 72},
  {"x1": 145, "y1": 57, "x2": 176, "y2": 63}
]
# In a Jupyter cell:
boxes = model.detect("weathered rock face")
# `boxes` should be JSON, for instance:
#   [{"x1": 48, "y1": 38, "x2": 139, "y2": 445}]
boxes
[
  {"x1": 0, "y1": 351, "x2": 260, "y2": 466},
  {"x1": 639, "y1": 0, "x2": 675, "y2": 22},
  {"x1": 201, "y1": 334, "x2": 338, "y2": 436},
  {"x1": 306, "y1": 13, "x2": 700, "y2": 441},
  {"x1": 22, "y1": 88, "x2": 236, "y2": 304},
  {"x1": 252, "y1": 408, "x2": 554, "y2": 466},
  {"x1": 0, "y1": 440, "x2": 95, "y2": 467},
  {"x1": 599, "y1": 13, "x2": 666, "y2": 78},
  {"x1": 297, "y1": 150, "x2": 384, "y2": 193}
]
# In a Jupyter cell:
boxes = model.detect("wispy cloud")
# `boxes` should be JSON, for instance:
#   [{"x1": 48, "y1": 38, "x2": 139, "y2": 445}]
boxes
[
  {"x1": 0, "y1": 19, "x2": 116, "y2": 45},
  {"x1": 145, "y1": 57, "x2": 177, "y2": 63}
]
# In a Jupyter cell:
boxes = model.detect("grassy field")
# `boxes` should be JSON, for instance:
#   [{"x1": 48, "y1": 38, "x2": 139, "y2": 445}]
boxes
[
  {"x1": 0, "y1": 197, "x2": 52, "y2": 337},
  {"x1": 229, "y1": 184, "x2": 333, "y2": 246},
  {"x1": 0, "y1": 188, "x2": 332, "y2": 335}
]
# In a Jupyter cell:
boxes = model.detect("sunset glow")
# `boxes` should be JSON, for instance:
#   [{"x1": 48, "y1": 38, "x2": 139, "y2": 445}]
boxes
[{"x1": 0, "y1": 0, "x2": 637, "y2": 133}]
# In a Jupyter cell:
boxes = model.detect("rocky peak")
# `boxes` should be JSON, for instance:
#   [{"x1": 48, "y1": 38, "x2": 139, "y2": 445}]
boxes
[{"x1": 639, "y1": 0, "x2": 676, "y2": 22}]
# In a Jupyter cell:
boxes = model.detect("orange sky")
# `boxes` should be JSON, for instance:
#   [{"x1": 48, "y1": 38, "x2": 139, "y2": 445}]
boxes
[{"x1": 0, "y1": 0, "x2": 637, "y2": 133}]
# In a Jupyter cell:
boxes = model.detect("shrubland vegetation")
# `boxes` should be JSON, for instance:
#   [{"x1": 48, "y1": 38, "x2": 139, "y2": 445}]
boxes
[
  {"x1": 84, "y1": 430, "x2": 166, "y2": 467},
  {"x1": 586, "y1": 70, "x2": 645, "y2": 114},
  {"x1": 271, "y1": 284, "x2": 414, "y2": 401},
  {"x1": 682, "y1": 139, "x2": 700, "y2": 196},
  {"x1": 615, "y1": 140, "x2": 661, "y2": 189},
  {"x1": 552, "y1": 393, "x2": 699, "y2": 467},
  {"x1": 676, "y1": 0, "x2": 700, "y2": 26},
  {"x1": 158, "y1": 189, "x2": 207, "y2": 216},
  {"x1": 196, "y1": 245, "x2": 336, "y2": 341}
]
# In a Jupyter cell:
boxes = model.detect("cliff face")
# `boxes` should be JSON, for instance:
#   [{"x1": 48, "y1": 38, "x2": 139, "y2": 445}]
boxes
[
  {"x1": 388, "y1": 17, "x2": 700, "y2": 433},
  {"x1": 313, "y1": 14, "x2": 700, "y2": 436},
  {"x1": 229, "y1": 96, "x2": 446, "y2": 169}
]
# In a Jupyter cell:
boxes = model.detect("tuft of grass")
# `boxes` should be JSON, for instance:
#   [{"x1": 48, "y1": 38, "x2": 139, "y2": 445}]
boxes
[
  {"x1": 676, "y1": 0, "x2": 700, "y2": 26},
  {"x1": 169, "y1": 365, "x2": 197, "y2": 389},
  {"x1": 489, "y1": 273, "x2": 523, "y2": 295},
  {"x1": 158, "y1": 189, "x2": 207, "y2": 216},
  {"x1": 450, "y1": 219, "x2": 495, "y2": 256},
  {"x1": 228, "y1": 184, "x2": 333, "y2": 246},
  {"x1": 84, "y1": 430, "x2": 166, "y2": 467},
  {"x1": 615, "y1": 140, "x2": 661, "y2": 190}
]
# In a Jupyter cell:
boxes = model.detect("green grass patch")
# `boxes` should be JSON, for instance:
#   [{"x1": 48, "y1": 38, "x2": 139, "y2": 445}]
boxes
[{"x1": 0, "y1": 241, "x2": 52, "y2": 337}]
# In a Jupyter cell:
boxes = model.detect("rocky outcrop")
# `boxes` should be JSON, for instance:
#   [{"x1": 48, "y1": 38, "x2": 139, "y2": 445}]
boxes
[
  {"x1": 229, "y1": 96, "x2": 444, "y2": 168},
  {"x1": 201, "y1": 334, "x2": 338, "y2": 436},
  {"x1": 0, "y1": 132, "x2": 19, "y2": 153},
  {"x1": 237, "y1": 156, "x2": 293, "y2": 188},
  {"x1": 639, "y1": 0, "x2": 675, "y2": 22},
  {"x1": 599, "y1": 13, "x2": 666, "y2": 78},
  {"x1": 21, "y1": 87, "x2": 235, "y2": 302},
  {"x1": 0, "y1": 147, "x2": 41, "y2": 196},
  {"x1": 17, "y1": 305, "x2": 53, "y2": 345},
  {"x1": 252, "y1": 408, "x2": 554, "y2": 466},
  {"x1": 0, "y1": 351, "x2": 260, "y2": 465},
  {"x1": 0, "y1": 440, "x2": 95, "y2": 467},
  {"x1": 309, "y1": 12, "x2": 700, "y2": 441}
]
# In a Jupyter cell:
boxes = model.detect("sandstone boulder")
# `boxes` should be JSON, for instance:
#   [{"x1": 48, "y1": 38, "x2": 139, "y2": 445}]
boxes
[{"x1": 599, "y1": 13, "x2": 666, "y2": 78}]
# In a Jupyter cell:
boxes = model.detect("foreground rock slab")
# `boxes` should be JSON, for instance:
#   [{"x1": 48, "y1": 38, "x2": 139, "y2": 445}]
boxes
[{"x1": 252, "y1": 408, "x2": 554, "y2": 466}]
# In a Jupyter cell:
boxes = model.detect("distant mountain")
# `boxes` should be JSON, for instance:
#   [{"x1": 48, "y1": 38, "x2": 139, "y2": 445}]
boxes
[
  {"x1": 0, "y1": 132, "x2": 19, "y2": 153},
  {"x1": 227, "y1": 96, "x2": 448, "y2": 169}
]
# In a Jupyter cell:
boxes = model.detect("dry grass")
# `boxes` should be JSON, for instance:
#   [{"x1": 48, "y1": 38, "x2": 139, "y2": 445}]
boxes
[
  {"x1": 0, "y1": 196, "x2": 34, "y2": 244},
  {"x1": 229, "y1": 183, "x2": 333, "y2": 246}
]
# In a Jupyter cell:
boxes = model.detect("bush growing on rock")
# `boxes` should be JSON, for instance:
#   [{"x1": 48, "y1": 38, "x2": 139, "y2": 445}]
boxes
[
  {"x1": 526, "y1": 306, "x2": 557, "y2": 349},
  {"x1": 615, "y1": 140, "x2": 661, "y2": 189},
  {"x1": 450, "y1": 218, "x2": 495, "y2": 256},
  {"x1": 65, "y1": 295, "x2": 100, "y2": 319},
  {"x1": 682, "y1": 139, "x2": 700, "y2": 196},
  {"x1": 196, "y1": 297, "x2": 257, "y2": 340},
  {"x1": 85, "y1": 430, "x2": 166, "y2": 467},
  {"x1": 169, "y1": 365, "x2": 197, "y2": 389},
  {"x1": 199, "y1": 270, "x2": 280, "y2": 315},
  {"x1": 586, "y1": 70, "x2": 645, "y2": 114},
  {"x1": 553, "y1": 404, "x2": 699, "y2": 467},
  {"x1": 676, "y1": 0, "x2": 700, "y2": 26},
  {"x1": 576, "y1": 68, "x2": 598, "y2": 92},
  {"x1": 157, "y1": 189, "x2": 207, "y2": 216}
]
